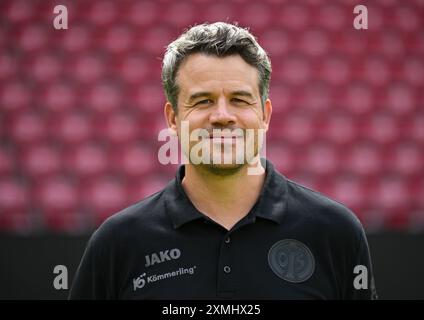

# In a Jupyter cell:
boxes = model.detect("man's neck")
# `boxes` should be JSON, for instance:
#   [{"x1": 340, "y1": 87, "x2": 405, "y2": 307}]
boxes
[{"x1": 181, "y1": 161, "x2": 266, "y2": 230}]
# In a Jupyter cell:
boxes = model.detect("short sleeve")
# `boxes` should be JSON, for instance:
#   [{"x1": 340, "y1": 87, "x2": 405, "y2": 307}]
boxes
[{"x1": 68, "y1": 229, "x2": 113, "y2": 299}]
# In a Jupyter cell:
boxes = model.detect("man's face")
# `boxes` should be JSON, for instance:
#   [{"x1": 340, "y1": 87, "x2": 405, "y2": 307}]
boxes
[{"x1": 165, "y1": 53, "x2": 272, "y2": 175}]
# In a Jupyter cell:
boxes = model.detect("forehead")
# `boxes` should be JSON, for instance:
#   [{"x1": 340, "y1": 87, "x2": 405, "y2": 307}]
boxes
[{"x1": 176, "y1": 53, "x2": 259, "y2": 95}]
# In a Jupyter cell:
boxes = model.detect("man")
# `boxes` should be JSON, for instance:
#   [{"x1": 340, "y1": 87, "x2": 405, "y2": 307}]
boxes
[{"x1": 69, "y1": 22, "x2": 377, "y2": 299}]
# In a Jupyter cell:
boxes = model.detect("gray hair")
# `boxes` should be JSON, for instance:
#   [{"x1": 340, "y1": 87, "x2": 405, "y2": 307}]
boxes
[{"x1": 161, "y1": 22, "x2": 272, "y2": 113}]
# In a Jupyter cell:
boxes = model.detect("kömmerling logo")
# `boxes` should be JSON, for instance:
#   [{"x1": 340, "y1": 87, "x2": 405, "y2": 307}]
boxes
[{"x1": 133, "y1": 266, "x2": 197, "y2": 291}]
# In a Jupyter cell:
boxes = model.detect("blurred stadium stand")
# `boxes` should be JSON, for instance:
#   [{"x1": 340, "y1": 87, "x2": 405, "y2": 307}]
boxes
[{"x1": 0, "y1": 0, "x2": 423, "y2": 234}]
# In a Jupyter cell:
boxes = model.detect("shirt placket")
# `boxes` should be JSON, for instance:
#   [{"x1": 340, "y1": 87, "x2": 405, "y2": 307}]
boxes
[{"x1": 216, "y1": 231, "x2": 236, "y2": 298}]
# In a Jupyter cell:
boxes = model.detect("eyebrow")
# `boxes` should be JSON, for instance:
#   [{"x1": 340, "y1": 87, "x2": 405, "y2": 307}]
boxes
[
  {"x1": 187, "y1": 90, "x2": 254, "y2": 104},
  {"x1": 231, "y1": 90, "x2": 254, "y2": 99}
]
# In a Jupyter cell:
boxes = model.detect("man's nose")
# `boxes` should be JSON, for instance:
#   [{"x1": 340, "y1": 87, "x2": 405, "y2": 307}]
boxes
[{"x1": 209, "y1": 98, "x2": 236, "y2": 126}]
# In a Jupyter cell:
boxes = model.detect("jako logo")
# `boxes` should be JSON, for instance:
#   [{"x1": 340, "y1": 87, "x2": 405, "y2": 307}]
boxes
[
  {"x1": 133, "y1": 273, "x2": 146, "y2": 291},
  {"x1": 145, "y1": 248, "x2": 181, "y2": 267}
]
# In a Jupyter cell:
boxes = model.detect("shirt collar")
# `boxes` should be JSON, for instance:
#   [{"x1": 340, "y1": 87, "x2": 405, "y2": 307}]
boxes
[{"x1": 164, "y1": 158, "x2": 288, "y2": 229}]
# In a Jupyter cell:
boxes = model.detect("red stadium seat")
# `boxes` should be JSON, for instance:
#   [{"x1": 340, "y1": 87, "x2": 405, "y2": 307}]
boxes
[
  {"x1": 361, "y1": 55, "x2": 391, "y2": 87},
  {"x1": 0, "y1": 79, "x2": 32, "y2": 114},
  {"x1": 337, "y1": 30, "x2": 367, "y2": 56},
  {"x1": 342, "y1": 82, "x2": 375, "y2": 116},
  {"x1": 278, "y1": 4, "x2": 310, "y2": 31},
  {"x1": 110, "y1": 143, "x2": 156, "y2": 178},
  {"x1": 53, "y1": 111, "x2": 93, "y2": 145},
  {"x1": 70, "y1": 53, "x2": 107, "y2": 84},
  {"x1": 40, "y1": 82, "x2": 76, "y2": 114},
  {"x1": 360, "y1": 207, "x2": 391, "y2": 231},
  {"x1": 100, "y1": 111, "x2": 140, "y2": 145},
  {"x1": 275, "y1": 114, "x2": 315, "y2": 146},
  {"x1": 83, "y1": 178, "x2": 129, "y2": 225},
  {"x1": 86, "y1": 0, "x2": 119, "y2": 27},
  {"x1": 370, "y1": 178, "x2": 412, "y2": 229},
  {"x1": 43, "y1": 210, "x2": 89, "y2": 233},
  {"x1": 377, "y1": 30, "x2": 406, "y2": 60},
  {"x1": 344, "y1": 142, "x2": 382, "y2": 177},
  {"x1": 373, "y1": 176, "x2": 411, "y2": 211},
  {"x1": 0, "y1": 177, "x2": 28, "y2": 213},
  {"x1": 316, "y1": 4, "x2": 348, "y2": 31},
  {"x1": 261, "y1": 30, "x2": 291, "y2": 58},
  {"x1": 319, "y1": 55, "x2": 350, "y2": 86},
  {"x1": 266, "y1": 144, "x2": 297, "y2": 177},
  {"x1": 27, "y1": 52, "x2": 62, "y2": 83},
  {"x1": 128, "y1": 175, "x2": 169, "y2": 204},
  {"x1": 412, "y1": 28, "x2": 424, "y2": 56},
  {"x1": 65, "y1": 143, "x2": 109, "y2": 179},
  {"x1": 394, "y1": 5, "x2": 421, "y2": 32},
  {"x1": 0, "y1": 52, "x2": 18, "y2": 80},
  {"x1": 7, "y1": 111, "x2": 46, "y2": 147},
  {"x1": 384, "y1": 82, "x2": 417, "y2": 116},
  {"x1": 116, "y1": 53, "x2": 151, "y2": 85},
  {"x1": 126, "y1": 1, "x2": 159, "y2": 27},
  {"x1": 3, "y1": 0, "x2": 34, "y2": 23},
  {"x1": 402, "y1": 56, "x2": 424, "y2": 87},
  {"x1": 162, "y1": 1, "x2": 196, "y2": 29},
  {"x1": 328, "y1": 176, "x2": 366, "y2": 211},
  {"x1": 304, "y1": 142, "x2": 339, "y2": 177},
  {"x1": 0, "y1": 177, "x2": 32, "y2": 232},
  {"x1": 298, "y1": 29, "x2": 330, "y2": 57},
  {"x1": 33, "y1": 176, "x2": 87, "y2": 232},
  {"x1": 19, "y1": 143, "x2": 62, "y2": 178},
  {"x1": 386, "y1": 143, "x2": 423, "y2": 177},
  {"x1": 200, "y1": 2, "x2": 235, "y2": 23},
  {"x1": 322, "y1": 113, "x2": 357, "y2": 146},
  {"x1": 61, "y1": 25, "x2": 92, "y2": 53},
  {"x1": 362, "y1": 112, "x2": 399, "y2": 145},
  {"x1": 239, "y1": 3, "x2": 272, "y2": 30},
  {"x1": 17, "y1": 24, "x2": 49, "y2": 52},
  {"x1": 298, "y1": 81, "x2": 332, "y2": 115},
  {"x1": 407, "y1": 114, "x2": 424, "y2": 145},
  {"x1": 138, "y1": 26, "x2": 175, "y2": 55},
  {"x1": 411, "y1": 179, "x2": 424, "y2": 209},
  {"x1": 102, "y1": 25, "x2": 134, "y2": 54},
  {"x1": 132, "y1": 84, "x2": 166, "y2": 115},
  {"x1": 85, "y1": 82, "x2": 122, "y2": 114},
  {"x1": 366, "y1": 5, "x2": 385, "y2": 32},
  {"x1": 35, "y1": 177, "x2": 79, "y2": 212},
  {"x1": 276, "y1": 54, "x2": 312, "y2": 86},
  {"x1": 136, "y1": 116, "x2": 168, "y2": 144},
  {"x1": 0, "y1": 147, "x2": 14, "y2": 177}
]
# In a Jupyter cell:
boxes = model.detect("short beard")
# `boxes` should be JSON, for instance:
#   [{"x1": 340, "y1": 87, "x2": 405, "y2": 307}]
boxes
[{"x1": 198, "y1": 163, "x2": 245, "y2": 177}]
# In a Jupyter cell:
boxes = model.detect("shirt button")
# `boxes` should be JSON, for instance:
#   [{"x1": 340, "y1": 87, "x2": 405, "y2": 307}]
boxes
[
  {"x1": 224, "y1": 266, "x2": 231, "y2": 274},
  {"x1": 224, "y1": 237, "x2": 230, "y2": 244}
]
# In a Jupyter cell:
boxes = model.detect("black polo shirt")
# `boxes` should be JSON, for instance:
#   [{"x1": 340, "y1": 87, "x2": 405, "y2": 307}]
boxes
[{"x1": 69, "y1": 159, "x2": 377, "y2": 300}]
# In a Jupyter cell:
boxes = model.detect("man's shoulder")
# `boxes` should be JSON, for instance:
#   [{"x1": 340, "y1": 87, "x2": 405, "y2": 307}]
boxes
[
  {"x1": 285, "y1": 178, "x2": 364, "y2": 236},
  {"x1": 89, "y1": 186, "x2": 170, "y2": 245}
]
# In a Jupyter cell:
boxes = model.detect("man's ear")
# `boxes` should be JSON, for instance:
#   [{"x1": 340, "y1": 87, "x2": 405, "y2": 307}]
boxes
[
  {"x1": 164, "y1": 102, "x2": 178, "y2": 135},
  {"x1": 262, "y1": 98, "x2": 272, "y2": 132}
]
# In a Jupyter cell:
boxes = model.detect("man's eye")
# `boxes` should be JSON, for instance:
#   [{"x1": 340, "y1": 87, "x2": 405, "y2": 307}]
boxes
[
  {"x1": 232, "y1": 98, "x2": 249, "y2": 104},
  {"x1": 194, "y1": 99, "x2": 213, "y2": 106}
]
